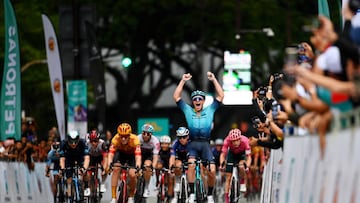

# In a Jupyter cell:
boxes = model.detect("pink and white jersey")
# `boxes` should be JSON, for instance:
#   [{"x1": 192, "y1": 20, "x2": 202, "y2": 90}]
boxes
[
  {"x1": 138, "y1": 134, "x2": 160, "y2": 155},
  {"x1": 221, "y1": 135, "x2": 251, "y2": 157}
]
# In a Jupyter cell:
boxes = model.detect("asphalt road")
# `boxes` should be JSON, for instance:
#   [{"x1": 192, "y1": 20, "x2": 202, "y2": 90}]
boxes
[{"x1": 100, "y1": 175, "x2": 261, "y2": 203}]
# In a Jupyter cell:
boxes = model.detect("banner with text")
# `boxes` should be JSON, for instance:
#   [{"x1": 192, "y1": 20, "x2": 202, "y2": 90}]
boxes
[{"x1": 0, "y1": 0, "x2": 21, "y2": 141}]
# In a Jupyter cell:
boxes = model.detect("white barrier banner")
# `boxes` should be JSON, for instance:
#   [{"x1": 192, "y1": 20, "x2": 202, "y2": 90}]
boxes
[{"x1": 264, "y1": 126, "x2": 360, "y2": 203}]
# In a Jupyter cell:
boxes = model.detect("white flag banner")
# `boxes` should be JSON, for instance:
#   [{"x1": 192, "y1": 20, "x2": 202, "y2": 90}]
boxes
[{"x1": 41, "y1": 14, "x2": 66, "y2": 140}]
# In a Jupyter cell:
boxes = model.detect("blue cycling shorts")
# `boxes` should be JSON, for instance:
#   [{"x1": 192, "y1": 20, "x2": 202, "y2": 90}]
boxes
[{"x1": 188, "y1": 140, "x2": 214, "y2": 162}]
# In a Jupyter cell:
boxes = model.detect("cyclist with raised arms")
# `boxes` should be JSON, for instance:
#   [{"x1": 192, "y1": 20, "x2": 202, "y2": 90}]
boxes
[
  {"x1": 83, "y1": 129, "x2": 108, "y2": 196},
  {"x1": 173, "y1": 71, "x2": 224, "y2": 203},
  {"x1": 138, "y1": 123, "x2": 160, "y2": 197},
  {"x1": 219, "y1": 128, "x2": 252, "y2": 203},
  {"x1": 106, "y1": 123, "x2": 141, "y2": 203},
  {"x1": 59, "y1": 130, "x2": 90, "y2": 197},
  {"x1": 169, "y1": 127, "x2": 191, "y2": 200}
]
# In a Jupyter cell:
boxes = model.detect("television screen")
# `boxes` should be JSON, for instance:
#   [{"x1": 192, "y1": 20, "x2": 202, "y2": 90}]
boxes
[{"x1": 222, "y1": 50, "x2": 253, "y2": 105}]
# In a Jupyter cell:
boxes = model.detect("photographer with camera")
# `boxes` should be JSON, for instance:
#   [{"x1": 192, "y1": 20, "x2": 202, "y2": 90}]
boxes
[{"x1": 250, "y1": 88, "x2": 286, "y2": 150}]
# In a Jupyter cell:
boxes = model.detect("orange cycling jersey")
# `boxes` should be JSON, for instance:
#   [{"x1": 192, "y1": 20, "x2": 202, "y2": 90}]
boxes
[{"x1": 109, "y1": 133, "x2": 141, "y2": 156}]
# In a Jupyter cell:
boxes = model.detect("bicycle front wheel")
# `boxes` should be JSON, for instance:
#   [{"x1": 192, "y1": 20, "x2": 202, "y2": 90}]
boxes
[
  {"x1": 117, "y1": 181, "x2": 127, "y2": 203},
  {"x1": 178, "y1": 177, "x2": 187, "y2": 203},
  {"x1": 134, "y1": 176, "x2": 145, "y2": 203},
  {"x1": 195, "y1": 179, "x2": 205, "y2": 203},
  {"x1": 230, "y1": 178, "x2": 240, "y2": 203}
]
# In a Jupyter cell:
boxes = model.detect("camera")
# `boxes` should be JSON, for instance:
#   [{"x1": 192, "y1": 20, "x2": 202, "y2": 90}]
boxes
[
  {"x1": 257, "y1": 86, "x2": 268, "y2": 100},
  {"x1": 251, "y1": 116, "x2": 262, "y2": 129},
  {"x1": 273, "y1": 73, "x2": 284, "y2": 80},
  {"x1": 271, "y1": 100, "x2": 280, "y2": 119}
]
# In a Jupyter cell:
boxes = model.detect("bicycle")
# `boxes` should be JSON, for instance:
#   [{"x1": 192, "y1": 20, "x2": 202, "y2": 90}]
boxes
[
  {"x1": 134, "y1": 167, "x2": 146, "y2": 203},
  {"x1": 48, "y1": 168, "x2": 66, "y2": 203},
  {"x1": 227, "y1": 162, "x2": 246, "y2": 203},
  {"x1": 189, "y1": 159, "x2": 208, "y2": 203},
  {"x1": 156, "y1": 168, "x2": 170, "y2": 203},
  {"x1": 109, "y1": 163, "x2": 145, "y2": 203},
  {"x1": 62, "y1": 165, "x2": 84, "y2": 203},
  {"x1": 175, "y1": 163, "x2": 189, "y2": 203},
  {"x1": 86, "y1": 164, "x2": 104, "y2": 203}
]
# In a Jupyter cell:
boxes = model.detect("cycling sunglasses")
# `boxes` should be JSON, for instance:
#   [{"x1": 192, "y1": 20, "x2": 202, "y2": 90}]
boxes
[{"x1": 192, "y1": 96, "x2": 204, "y2": 101}]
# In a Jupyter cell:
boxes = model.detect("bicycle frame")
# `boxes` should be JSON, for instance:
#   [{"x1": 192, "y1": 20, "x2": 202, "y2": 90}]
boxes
[
  {"x1": 87, "y1": 164, "x2": 102, "y2": 203},
  {"x1": 228, "y1": 162, "x2": 240, "y2": 203},
  {"x1": 64, "y1": 165, "x2": 83, "y2": 203},
  {"x1": 177, "y1": 163, "x2": 188, "y2": 203},
  {"x1": 116, "y1": 165, "x2": 129, "y2": 203},
  {"x1": 192, "y1": 159, "x2": 207, "y2": 203},
  {"x1": 157, "y1": 168, "x2": 169, "y2": 203}
]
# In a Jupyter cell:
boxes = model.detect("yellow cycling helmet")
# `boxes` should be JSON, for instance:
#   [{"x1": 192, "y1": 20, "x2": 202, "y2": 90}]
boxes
[{"x1": 117, "y1": 123, "x2": 132, "y2": 136}]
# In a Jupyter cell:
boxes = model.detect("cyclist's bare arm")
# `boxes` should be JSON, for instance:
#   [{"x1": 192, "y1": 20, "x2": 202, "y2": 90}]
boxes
[
  {"x1": 169, "y1": 155, "x2": 175, "y2": 169},
  {"x1": 135, "y1": 145, "x2": 142, "y2": 168},
  {"x1": 245, "y1": 154, "x2": 252, "y2": 168},
  {"x1": 60, "y1": 157, "x2": 65, "y2": 169},
  {"x1": 173, "y1": 73, "x2": 192, "y2": 102},
  {"x1": 207, "y1": 71, "x2": 224, "y2": 102},
  {"x1": 152, "y1": 154, "x2": 159, "y2": 169},
  {"x1": 83, "y1": 155, "x2": 90, "y2": 170}
]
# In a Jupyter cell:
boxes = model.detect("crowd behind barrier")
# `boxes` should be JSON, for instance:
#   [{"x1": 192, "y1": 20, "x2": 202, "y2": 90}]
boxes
[{"x1": 260, "y1": 108, "x2": 360, "y2": 203}]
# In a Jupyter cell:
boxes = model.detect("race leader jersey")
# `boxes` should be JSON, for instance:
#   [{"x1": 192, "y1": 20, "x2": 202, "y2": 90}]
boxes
[
  {"x1": 109, "y1": 133, "x2": 141, "y2": 155},
  {"x1": 177, "y1": 99, "x2": 221, "y2": 140},
  {"x1": 221, "y1": 135, "x2": 251, "y2": 157}
]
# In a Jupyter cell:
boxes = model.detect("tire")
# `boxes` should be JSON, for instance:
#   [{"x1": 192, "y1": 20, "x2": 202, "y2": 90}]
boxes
[
  {"x1": 177, "y1": 178, "x2": 187, "y2": 203},
  {"x1": 135, "y1": 176, "x2": 145, "y2": 203},
  {"x1": 195, "y1": 179, "x2": 204, "y2": 203},
  {"x1": 58, "y1": 180, "x2": 66, "y2": 203},
  {"x1": 75, "y1": 180, "x2": 83, "y2": 203},
  {"x1": 157, "y1": 182, "x2": 164, "y2": 203},
  {"x1": 230, "y1": 178, "x2": 240, "y2": 203},
  {"x1": 117, "y1": 181, "x2": 127, "y2": 203}
]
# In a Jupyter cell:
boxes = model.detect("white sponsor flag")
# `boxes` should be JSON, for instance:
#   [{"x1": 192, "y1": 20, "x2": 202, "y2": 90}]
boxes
[{"x1": 41, "y1": 14, "x2": 66, "y2": 140}]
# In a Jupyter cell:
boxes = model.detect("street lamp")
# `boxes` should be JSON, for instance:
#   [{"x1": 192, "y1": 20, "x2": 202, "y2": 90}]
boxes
[
  {"x1": 235, "y1": 27, "x2": 275, "y2": 39},
  {"x1": 21, "y1": 59, "x2": 47, "y2": 73}
]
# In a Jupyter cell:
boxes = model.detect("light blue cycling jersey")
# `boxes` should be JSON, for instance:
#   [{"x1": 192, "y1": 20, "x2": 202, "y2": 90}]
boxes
[{"x1": 177, "y1": 99, "x2": 221, "y2": 140}]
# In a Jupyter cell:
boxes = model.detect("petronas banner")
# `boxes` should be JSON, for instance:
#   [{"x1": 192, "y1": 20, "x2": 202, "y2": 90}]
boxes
[{"x1": 0, "y1": 0, "x2": 21, "y2": 141}]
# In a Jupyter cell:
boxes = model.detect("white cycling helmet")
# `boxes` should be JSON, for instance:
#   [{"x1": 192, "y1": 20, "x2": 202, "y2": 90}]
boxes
[
  {"x1": 176, "y1": 127, "x2": 189, "y2": 137},
  {"x1": 215, "y1": 138, "x2": 224, "y2": 145},
  {"x1": 160, "y1": 135, "x2": 171, "y2": 144}
]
